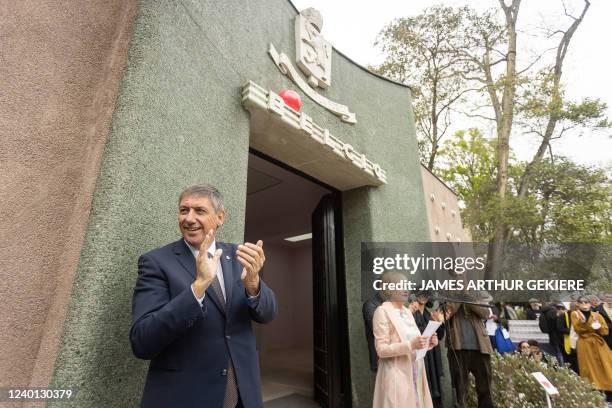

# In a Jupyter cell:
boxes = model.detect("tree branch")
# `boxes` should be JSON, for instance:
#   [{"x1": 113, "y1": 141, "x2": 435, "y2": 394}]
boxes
[{"x1": 462, "y1": 111, "x2": 497, "y2": 121}]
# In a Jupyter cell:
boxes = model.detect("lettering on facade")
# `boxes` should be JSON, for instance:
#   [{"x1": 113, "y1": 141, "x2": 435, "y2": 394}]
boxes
[{"x1": 241, "y1": 80, "x2": 385, "y2": 185}]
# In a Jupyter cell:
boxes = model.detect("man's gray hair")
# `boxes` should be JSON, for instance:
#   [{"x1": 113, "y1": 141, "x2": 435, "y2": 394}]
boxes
[{"x1": 179, "y1": 184, "x2": 225, "y2": 212}]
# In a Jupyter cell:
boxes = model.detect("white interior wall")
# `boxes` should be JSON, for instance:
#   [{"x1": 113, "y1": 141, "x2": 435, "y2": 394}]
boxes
[
  {"x1": 255, "y1": 243, "x2": 313, "y2": 354},
  {"x1": 291, "y1": 245, "x2": 313, "y2": 349}
]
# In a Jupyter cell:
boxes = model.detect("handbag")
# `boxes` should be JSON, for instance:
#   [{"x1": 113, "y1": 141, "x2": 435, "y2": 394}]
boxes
[
  {"x1": 570, "y1": 325, "x2": 578, "y2": 349},
  {"x1": 569, "y1": 311, "x2": 580, "y2": 350},
  {"x1": 495, "y1": 326, "x2": 516, "y2": 354}
]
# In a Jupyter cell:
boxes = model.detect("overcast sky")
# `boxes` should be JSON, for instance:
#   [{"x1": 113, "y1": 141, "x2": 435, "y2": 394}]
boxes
[{"x1": 291, "y1": 0, "x2": 612, "y2": 169}]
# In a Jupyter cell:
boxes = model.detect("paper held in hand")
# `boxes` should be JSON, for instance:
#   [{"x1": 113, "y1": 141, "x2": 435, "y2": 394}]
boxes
[
  {"x1": 485, "y1": 319, "x2": 497, "y2": 336},
  {"x1": 415, "y1": 320, "x2": 442, "y2": 361}
]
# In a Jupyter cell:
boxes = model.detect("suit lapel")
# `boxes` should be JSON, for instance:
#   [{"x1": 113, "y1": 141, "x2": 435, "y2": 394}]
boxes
[{"x1": 173, "y1": 239, "x2": 196, "y2": 279}]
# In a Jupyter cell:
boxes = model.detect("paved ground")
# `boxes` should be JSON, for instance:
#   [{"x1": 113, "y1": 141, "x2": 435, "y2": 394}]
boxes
[{"x1": 264, "y1": 394, "x2": 320, "y2": 408}]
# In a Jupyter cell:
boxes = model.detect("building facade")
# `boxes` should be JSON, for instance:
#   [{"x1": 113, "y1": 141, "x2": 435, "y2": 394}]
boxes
[{"x1": 1, "y1": 1, "x2": 467, "y2": 406}]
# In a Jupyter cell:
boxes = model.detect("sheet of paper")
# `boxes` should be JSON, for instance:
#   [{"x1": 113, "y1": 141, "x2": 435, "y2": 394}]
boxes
[
  {"x1": 486, "y1": 319, "x2": 498, "y2": 336},
  {"x1": 501, "y1": 328, "x2": 510, "y2": 339},
  {"x1": 415, "y1": 320, "x2": 442, "y2": 360}
]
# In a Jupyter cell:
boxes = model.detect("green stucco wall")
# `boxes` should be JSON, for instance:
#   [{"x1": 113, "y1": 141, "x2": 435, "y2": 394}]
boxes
[{"x1": 49, "y1": 1, "x2": 429, "y2": 406}]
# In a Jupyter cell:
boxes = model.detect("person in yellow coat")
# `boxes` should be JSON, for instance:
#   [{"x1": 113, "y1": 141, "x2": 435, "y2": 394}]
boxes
[
  {"x1": 572, "y1": 296, "x2": 612, "y2": 403},
  {"x1": 372, "y1": 271, "x2": 438, "y2": 408}
]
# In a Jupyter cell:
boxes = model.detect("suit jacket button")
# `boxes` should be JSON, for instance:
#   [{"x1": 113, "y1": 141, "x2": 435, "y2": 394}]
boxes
[
  {"x1": 221, "y1": 369, "x2": 228, "y2": 376},
  {"x1": 225, "y1": 335, "x2": 231, "y2": 340}
]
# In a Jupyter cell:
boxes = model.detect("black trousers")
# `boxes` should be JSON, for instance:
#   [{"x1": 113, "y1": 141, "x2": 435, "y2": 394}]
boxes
[{"x1": 448, "y1": 349, "x2": 493, "y2": 408}]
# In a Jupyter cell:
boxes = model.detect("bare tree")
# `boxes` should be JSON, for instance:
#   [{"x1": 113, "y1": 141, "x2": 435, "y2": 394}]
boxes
[
  {"x1": 375, "y1": 0, "x2": 606, "y2": 278},
  {"x1": 516, "y1": 0, "x2": 593, "y2": 199},
  {"x1": 374, "y1": 6, "x2": 480, "y2": 170},
  {"x1": 456, "y1": 1, "x2": 522, "y2": 278}
]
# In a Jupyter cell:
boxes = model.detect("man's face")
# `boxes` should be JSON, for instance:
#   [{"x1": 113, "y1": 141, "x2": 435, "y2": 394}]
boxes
[
  {"x1": 178, "y1": 195, "x2": 225, "y2": 249},
  {"x1": 530, "y1": 302, "x2": 541, "y2": 310},
  {"x1": 417, "y1": 295, "x2": 428, "y2": 305}
]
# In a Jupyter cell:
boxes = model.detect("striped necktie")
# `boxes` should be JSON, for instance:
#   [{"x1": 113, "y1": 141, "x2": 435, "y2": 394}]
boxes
[{"x1": 207, "y1": 252, "x2": 239, "y2": 407}]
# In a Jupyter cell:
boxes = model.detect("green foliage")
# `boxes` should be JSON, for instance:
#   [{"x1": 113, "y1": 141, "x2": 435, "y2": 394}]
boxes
[
  {"x1": 374, "y1": 6, "x2": 468, "y2": 83},
  {"x1": 438, "y1": 129, "x2": 612, "y2": 244},
  {"x1": 517, "y1": 68, "x2": 611, "y2": 135},
  {"x1": 437, "y1": 128, "x2": 502, "y2": 241},
  {"x1": 465, "y1": 353, "x2": 607, "y2": 407},
  {"x1": 524, "y1": 159, "x2": 612, "y2": 243}
]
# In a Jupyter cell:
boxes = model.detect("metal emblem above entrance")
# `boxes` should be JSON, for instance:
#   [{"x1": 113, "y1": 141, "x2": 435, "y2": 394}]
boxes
[
  {"x1": 268, "y1": 8, "x2": 357, "y2": 124},
  {"x1": 295, "y1": 8, "x2": 332, "y2": 90}
]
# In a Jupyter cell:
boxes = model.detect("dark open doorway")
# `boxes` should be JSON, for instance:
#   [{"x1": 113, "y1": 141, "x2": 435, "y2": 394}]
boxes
[{"x1": 245, "y1": 151, "x2": 351, "y2": 408}]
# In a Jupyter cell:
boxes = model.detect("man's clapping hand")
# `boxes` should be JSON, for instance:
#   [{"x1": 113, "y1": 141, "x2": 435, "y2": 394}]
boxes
[
  {"x1": 191, "y1": 229, "x2": 222, "y2": 298},
  {"x1": 237, "y1": 240, "x2": 265, "y2": 297}
]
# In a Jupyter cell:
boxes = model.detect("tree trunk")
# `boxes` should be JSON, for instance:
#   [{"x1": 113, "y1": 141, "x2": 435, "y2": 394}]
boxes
[
  {"x1": 485, "y1": 0, "x2": 521, "y2": 280},
  {"x1": 427, "y1": 77, "x2": 440, "y2": 170},
  {"x1": 516, "y1": 0, "x2": 590, "y2": 200}
]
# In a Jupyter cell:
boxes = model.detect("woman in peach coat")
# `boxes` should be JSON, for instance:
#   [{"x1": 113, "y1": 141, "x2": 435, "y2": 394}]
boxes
[{"x1": 372, "y1": 272, "x2": 438, "y2": 408}]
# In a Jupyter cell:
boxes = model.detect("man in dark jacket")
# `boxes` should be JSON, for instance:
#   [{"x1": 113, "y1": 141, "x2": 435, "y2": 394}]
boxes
[
  {"x1": 525, "y1": 298, "x2": 542, "y2": 320},
  {"x1": 130, "y1": 184, "x2": 278, "y2": 408},
  {"x1": 445, "y1": 294, "x2": 494, "y2": 408},
  {"x1": 539, "y1": 302, "x2": 565, "y2": 364}
]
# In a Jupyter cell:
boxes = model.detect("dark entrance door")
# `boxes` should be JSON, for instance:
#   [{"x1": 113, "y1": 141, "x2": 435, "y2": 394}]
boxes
[{"x1": 312, "y1": 194, "x2": 351, "y2": 408}]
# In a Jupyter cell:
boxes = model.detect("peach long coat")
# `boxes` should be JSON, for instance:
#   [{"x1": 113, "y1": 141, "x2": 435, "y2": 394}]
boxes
[{"x1": 372, "y1": 302, "x2": 433, "y2": 408}]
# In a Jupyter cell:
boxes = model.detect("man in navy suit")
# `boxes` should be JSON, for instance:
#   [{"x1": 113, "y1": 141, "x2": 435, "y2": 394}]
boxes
[{"x1": 130, "y1": 184, "x2": 278, "y2": 408}]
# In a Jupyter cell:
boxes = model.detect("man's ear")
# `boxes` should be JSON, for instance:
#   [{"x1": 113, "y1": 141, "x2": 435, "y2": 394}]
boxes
[{"x1": 216, "y1": 210, "x2": 226, "y2": 227}]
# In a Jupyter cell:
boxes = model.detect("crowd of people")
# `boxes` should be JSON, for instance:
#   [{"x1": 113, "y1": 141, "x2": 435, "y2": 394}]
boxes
[{"x1": 363, "y1": 272, "x2": 612, "y2": 408}]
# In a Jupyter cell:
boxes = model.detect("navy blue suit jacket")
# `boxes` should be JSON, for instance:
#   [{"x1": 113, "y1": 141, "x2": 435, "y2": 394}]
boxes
[{"x1": 130, "y1": 239, "x2": 278, "y2": 408}]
